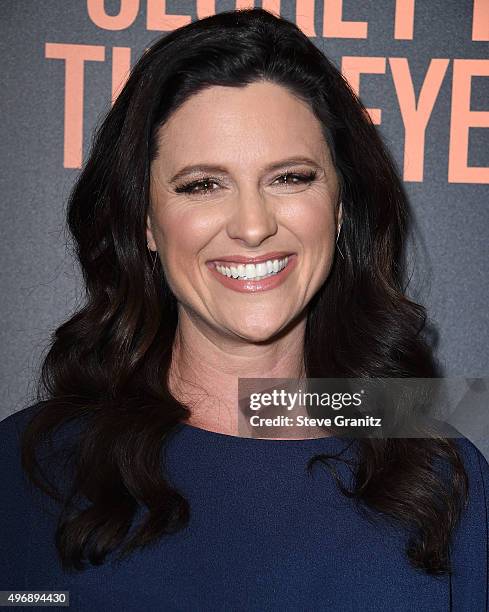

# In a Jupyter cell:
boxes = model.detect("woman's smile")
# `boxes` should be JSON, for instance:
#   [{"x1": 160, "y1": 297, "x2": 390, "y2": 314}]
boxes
[{"x1": 206, "y1": 253, "x2": 298, "y2": 293}]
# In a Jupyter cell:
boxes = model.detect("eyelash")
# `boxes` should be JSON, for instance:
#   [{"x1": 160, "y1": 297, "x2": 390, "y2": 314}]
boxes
[{"x1": 174, "y1": 170, "x2": 318, "y2": 196}]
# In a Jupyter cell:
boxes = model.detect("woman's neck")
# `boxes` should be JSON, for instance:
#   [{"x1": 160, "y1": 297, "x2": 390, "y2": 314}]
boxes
[{"x1": 168, "y1": 307, "x2": 306, "y2": 436}]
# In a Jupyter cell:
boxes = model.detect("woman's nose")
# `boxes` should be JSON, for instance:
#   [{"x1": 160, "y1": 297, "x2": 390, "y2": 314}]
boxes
[{"x1": 225, "y1": 188, "x2": 278, "y2": 247}]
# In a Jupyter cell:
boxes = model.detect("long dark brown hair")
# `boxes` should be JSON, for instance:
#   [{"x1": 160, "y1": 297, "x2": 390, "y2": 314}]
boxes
[{"x1": 21, "y1": 8, "x2": 468, "y2": 574}]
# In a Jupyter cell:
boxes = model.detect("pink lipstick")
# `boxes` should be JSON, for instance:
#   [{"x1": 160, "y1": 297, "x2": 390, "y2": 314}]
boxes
[{"x1": 206, "y1": 253, "x2": 297, "y2": 293}]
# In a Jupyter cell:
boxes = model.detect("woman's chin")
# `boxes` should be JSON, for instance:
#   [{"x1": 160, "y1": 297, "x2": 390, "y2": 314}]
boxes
[{"x1": 226, "y1": 321, "x2": 290, "y2": 344}]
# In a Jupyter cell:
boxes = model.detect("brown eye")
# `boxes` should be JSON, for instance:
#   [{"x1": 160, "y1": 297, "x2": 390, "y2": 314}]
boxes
[
  {"x1": 273, "y1": 171, "x2": 317, "y2": 187},
  {"x1": 175, "y1": 178, "x2": 221, "y2": 195}
]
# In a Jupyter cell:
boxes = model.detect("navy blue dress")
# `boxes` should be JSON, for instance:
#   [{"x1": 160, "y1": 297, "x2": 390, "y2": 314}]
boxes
[{"x1": 1, "y1": 404, "x2": 488, "y2": 611}]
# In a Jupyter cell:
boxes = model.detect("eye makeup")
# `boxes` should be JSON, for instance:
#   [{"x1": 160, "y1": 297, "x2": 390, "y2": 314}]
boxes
[{"x1": 174, "y1": 169, "x2": 318, "y2": 196}]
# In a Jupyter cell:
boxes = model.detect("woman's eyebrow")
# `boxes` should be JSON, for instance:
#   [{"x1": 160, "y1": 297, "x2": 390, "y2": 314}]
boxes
[{"x1": 169, "y1": 156, "x2": 322, "y2": 183}]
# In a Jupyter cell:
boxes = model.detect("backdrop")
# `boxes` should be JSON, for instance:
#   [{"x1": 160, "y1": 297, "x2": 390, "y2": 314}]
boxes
[{"x1": 1, "y1": 1, "x2": 488, "y2": 450}]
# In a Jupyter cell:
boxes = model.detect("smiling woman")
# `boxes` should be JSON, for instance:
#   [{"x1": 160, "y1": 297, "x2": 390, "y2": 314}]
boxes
[
  {"x1": 0, "y1": 7, "x2": 488, "y2": 612},
  {"x1": 147, "y1": 80, "x2": 340, "y2": 350}
]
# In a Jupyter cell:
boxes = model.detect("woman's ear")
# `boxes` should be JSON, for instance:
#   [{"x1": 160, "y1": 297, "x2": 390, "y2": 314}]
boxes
[{"x1": 146, "y1": 212, "x2": 157, "y2": 251}]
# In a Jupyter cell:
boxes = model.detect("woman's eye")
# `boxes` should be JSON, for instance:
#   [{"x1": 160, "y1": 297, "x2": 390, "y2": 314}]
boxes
[
  {"x1": 175, "y1": 179, "x2": 220, "y2": 195},
  {"x1": 175, "y1": 170, "x2": 317, "y2": 196},
  {"x1": 273, "y1": 171, "x2": 317, "y2": 187}
]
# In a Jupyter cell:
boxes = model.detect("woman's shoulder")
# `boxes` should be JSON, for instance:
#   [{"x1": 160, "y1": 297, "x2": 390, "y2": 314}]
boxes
[
  {"x1": 0, "y1": 403, "x2": 44, "y2": 437},
  {"x1": 0, "y1": 404, "x2": 42, "y2": 457},
  {"x1": 0, "y1": 405, "x2": 46, "y2": 492},
  {"x1": 0, "y1": 406, "x2": 45, "y2": 563},
  {"x1": 447, "y1": 435, "x2": 489, "y2": 553},
  {"x1": 451, "y1": 435, "x2": 489, "y2": 483},
  {"x1": 0, "y1": 404, "x2": 83, "y2": 524},
  {"x1": 450, "y1": 436, "x2": 489, "y2": 518},
  {"x1": 445, "y1": 436, "x2": 489, "y2": 607},
  {"x1": 422, "y1": 415, "x2": 489, "y2": 485},
  {"x1": 0, "y1": 402, "x2": 86, "y2": 450},
  {"x1": 0, "y1": 403, "x2": 84, "y2": 489}
]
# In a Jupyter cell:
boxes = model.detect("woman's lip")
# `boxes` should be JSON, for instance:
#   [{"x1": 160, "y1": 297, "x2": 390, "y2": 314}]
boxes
[
  {"x1": 207, "y1": 251, "x2": 295, "y2": 265},
  {"x1": 206, "y1": 254, "x2": 298, "y2": 293}
]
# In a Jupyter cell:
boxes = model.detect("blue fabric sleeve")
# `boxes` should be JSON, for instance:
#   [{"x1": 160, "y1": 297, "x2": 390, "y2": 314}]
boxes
[
  {"x1": 450, "y1": 436, "x2": 489, "y2": 611},
  {"x1": 0, "y1": 412, "x2": 29, "y2": 591}
]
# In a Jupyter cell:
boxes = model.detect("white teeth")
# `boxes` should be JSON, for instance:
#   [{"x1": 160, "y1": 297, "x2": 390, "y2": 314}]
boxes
[
  {"x1": 245, "y1": 263, "x2": 255, "y2": 278},
  {"x1": 256, "y1": 262, "x2": 267, "y2": 276},
  {"x1": 214, "y1": 256, "x2": 291, "y2": 280}
]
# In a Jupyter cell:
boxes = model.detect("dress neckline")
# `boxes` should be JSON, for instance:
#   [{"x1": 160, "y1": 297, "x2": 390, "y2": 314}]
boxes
[{"x1": 178, "y1": 421, "x2": 351, "y2": 447}]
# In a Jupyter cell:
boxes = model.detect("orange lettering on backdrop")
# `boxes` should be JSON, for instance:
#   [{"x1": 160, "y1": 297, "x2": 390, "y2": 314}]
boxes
[
  {"x1": 87, "y1": 0, "x2": 139, "y2": 30},
  {"x1": 146, "y1": 0, "x2": 191, "y2": 30},
  {"x1": 341, "y1": 57, "x2": 386, "y2": 124},
  {"x1": 323, "y1": 0, "x2": 368, "y2": 38},
  {"x1": 449, "y1": 59, "x2": 489, "y2": 184},
  {"x1": 112, "y1": 47, "x2": 131, "y2": 104},
  {"x1": 262, "y1": 0, "x2": 280, "y2": 17},
  {"x1": 45, "y1": 43, "x2": 105, "y2": 169},
  {"x1": 390, "y1": 58, "x2": 449, "y2": 182},
  {"x1": 472, "y1": 0, "x2": 489, "y2": 41},
  {"x1": 194, "y1": 0, "x2": 255, "y2": 18},
  {"x1": 394, "y1": 0, "x2": 415, "y2": 40},
  {"x1": 196, "y1": 0, "x2": 216, "y2": 19},
  {"x1": 296, "y1": 0, "x2": 316, "y2": 37}
]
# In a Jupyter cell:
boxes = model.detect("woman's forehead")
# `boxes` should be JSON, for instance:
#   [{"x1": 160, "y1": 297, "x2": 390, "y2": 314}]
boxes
[{"x1": 152, "y1": 82, "x2": 334, "y2": 175}]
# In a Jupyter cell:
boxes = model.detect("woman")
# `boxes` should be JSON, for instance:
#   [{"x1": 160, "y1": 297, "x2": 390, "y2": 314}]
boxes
[{"x1": 1, "y1": 8, "x2": 487, "y2": 611}]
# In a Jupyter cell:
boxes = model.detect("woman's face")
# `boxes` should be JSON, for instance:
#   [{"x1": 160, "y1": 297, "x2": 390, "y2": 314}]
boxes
[{"x1": 147, "y1": 80, "x2": 340, "y2": 342}]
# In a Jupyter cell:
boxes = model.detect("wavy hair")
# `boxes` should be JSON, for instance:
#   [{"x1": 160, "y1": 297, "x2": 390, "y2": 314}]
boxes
[{"x1": 21, "y1": 8, "x2": 468, "y2": 574}]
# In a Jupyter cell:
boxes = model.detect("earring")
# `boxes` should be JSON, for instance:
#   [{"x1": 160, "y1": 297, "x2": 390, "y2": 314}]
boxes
[
  {"x1": 336, "y1": 224, "x2": 345, "y2": 260},
  {"x1": 147, "y1": 243, "x2": 158, "y2": 274},
  {"x1": 335, "y1": 199, "x2": 344, "y2": 260}
]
